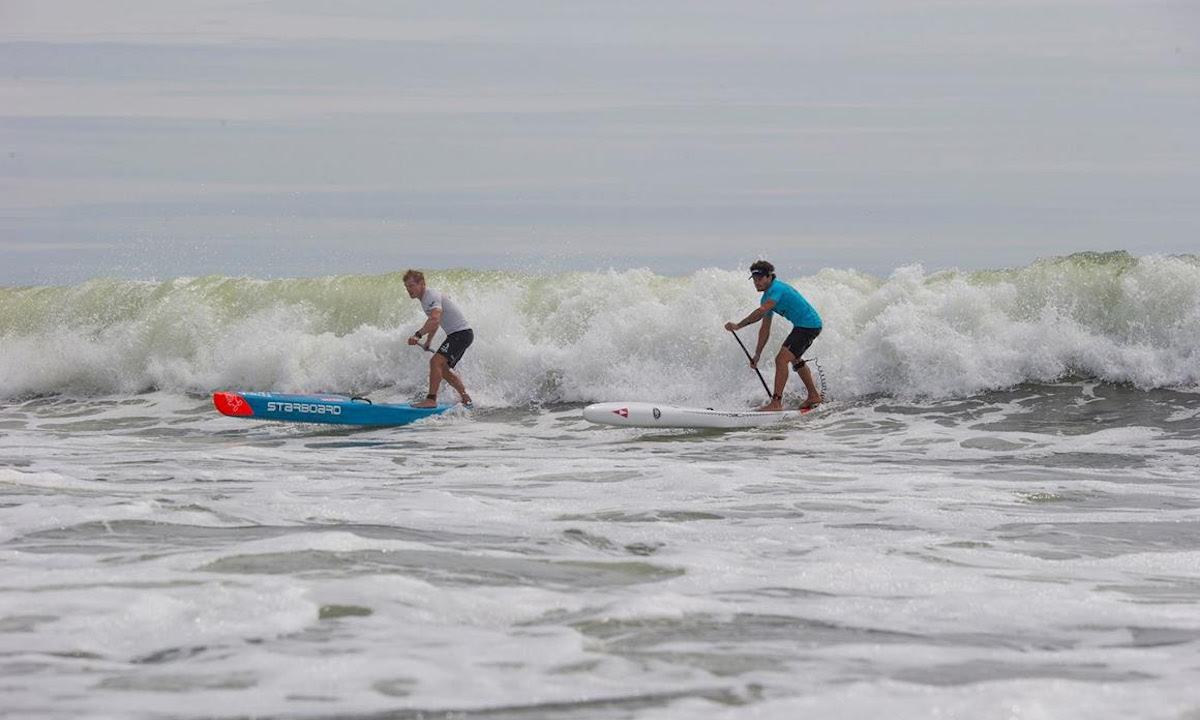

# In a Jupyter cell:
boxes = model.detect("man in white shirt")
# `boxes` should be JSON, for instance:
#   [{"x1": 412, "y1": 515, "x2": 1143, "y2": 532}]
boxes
[{"x1": 403, "y1": 269, "x2": 473, "y2": 408}]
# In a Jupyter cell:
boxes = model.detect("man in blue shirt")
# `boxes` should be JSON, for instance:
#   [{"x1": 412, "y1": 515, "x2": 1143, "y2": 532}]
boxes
[{"x1": 724, "y1": 260, "x2": 824, "y2": 411}]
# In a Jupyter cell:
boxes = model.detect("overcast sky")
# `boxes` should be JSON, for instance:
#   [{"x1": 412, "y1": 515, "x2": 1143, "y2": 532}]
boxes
[{"x1": 3, "y1": 0, "x2": 1198, "y2": 284}]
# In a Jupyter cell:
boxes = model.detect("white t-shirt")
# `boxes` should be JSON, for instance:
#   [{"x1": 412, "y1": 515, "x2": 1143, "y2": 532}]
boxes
[{"x1": 420, "y1": 288, "x2": 471, "y2": 335}]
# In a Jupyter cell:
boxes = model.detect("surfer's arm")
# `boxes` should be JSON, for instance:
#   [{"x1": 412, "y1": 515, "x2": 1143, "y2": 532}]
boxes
[
  {"x1": 409, "y1": 308, "x2": 442, "y2": 346},
  {"x1": 725, "y1": 299, "x2": 776, "y2": 332}
]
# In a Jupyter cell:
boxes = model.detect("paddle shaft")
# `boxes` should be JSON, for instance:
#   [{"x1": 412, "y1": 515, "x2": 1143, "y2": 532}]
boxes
[{"x1": 730, "y1": 331, "x2": 773, "y2": 398}]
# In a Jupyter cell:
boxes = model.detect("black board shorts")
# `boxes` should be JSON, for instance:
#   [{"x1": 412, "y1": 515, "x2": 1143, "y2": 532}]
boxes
[
  {"x1": 436, "y1": 329, "x2": 474, "y2": 369},
  {"x1": 783, "y1": 326, "x2": 821, "y2": 367}
]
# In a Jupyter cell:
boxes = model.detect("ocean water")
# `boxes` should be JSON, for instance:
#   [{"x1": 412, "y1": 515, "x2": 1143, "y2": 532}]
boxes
[{"x1": 3, "y1": 251, "x2": 1200, "y2": 719}]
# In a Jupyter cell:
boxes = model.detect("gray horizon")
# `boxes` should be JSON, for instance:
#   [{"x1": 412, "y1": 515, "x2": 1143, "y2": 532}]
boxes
[{"x1": 2, "y1": 0, "x2": 1198, "y2": 285}]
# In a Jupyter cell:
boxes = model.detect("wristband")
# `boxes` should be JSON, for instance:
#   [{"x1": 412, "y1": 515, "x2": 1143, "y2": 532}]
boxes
[{"x1": 413, "y1": 331, "x2": 422, "y2": 339}]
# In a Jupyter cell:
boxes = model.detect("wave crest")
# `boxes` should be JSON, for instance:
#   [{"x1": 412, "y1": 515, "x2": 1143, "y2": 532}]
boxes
[{"x1": 2, "y1": 252, "x2": 1197, "y2": 403}]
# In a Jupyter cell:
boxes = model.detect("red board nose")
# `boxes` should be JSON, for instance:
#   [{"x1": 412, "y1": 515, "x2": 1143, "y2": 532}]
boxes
[{"x1": 213, "y1": 392, "x2": 254, "y2": 416}]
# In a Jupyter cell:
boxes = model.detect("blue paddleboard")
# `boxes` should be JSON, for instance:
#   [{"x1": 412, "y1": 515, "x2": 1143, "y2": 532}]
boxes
[{"x1": 213, "y1": 391, "x2": 453, "y2": 426}]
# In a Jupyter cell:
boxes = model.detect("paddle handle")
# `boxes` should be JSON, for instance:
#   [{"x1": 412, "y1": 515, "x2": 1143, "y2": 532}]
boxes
[{"x1": 730, "y1": 330, "x2": 773, "y2": 399}]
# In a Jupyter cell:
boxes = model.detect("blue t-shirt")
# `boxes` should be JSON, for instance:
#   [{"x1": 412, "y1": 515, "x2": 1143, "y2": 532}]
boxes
[{"x1": 761, "y1": 279, "x2": 822, "y2": 329}]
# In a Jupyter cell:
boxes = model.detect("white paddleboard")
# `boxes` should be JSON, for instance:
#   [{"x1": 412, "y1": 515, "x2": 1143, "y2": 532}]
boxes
[{"x1": 583, "y1": 401, "x2": 815, "y2": 429}]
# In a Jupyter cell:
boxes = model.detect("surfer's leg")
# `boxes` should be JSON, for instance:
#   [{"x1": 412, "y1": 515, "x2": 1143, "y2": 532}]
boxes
[
  {"x1": 759, "y1": 347, "x2": 795, "y2": 411},
  {"x1": 434, "y1": 329, "x2": 473, "y2": 405},
  {"x1": 796, "y1": 362, "x2": 822, "y2": 409},
  {"x1": 443, "y1": 367, "x2": 471, "y2": 405},
  {"x1": 415, "y1": 354, "x2": 447, "y2": 408},
  {"x1": 784, "y1": 327, "x2": 822, "y2": 409}
]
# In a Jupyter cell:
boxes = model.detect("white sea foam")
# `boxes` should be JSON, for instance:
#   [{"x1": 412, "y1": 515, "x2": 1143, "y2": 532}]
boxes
[
  {"x1": 2, "y1": 252, "x2": 1198, "y2": 403},
  {"x1": 2, "y1": 393, "x2": 1199, "y2": 718}
]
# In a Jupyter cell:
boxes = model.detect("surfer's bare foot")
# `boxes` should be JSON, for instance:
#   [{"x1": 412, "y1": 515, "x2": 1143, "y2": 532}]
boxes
[
  {"x1": 799, "y1": 395, "x2": 822, "y2": 410},
  {"x1": 757, "y1": 393, "x2": 783, "y2": 412},
  {"x1": 460, "y1": 395, "x2": 473, "y2": 406},
  {"x1": 413, "y1": 399, "x2": 438, "y2": 408}
]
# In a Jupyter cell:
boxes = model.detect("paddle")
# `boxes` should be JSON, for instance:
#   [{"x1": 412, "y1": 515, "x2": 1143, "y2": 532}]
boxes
[{"x1": 729, "y1": 330, "x2": 772, "y2": 399}]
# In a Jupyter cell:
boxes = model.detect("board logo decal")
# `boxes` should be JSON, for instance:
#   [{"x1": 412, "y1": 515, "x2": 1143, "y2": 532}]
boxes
[
  {"x1": 613, "y1": 408, "x2": 629, "y2": 418},
  {"x1": 652, "y1": 407, "x2": 661, "y2": 419},
  {"x1": 266, "y1": 401, "x2": 343, "y2": 416},
  {"x1": 213, "y1": 392, "x2": 254, "y2": 416}
]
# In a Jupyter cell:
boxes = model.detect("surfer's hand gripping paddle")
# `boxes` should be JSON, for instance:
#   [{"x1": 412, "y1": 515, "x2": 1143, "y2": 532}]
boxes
[{"x1": 729, "y1": 330, "x2": 773, "y2": 399}]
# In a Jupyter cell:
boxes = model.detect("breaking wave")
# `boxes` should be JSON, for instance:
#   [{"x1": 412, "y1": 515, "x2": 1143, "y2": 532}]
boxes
[{"x1": 2, "y1": 251, "x2": 1198, "y2": 405}]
